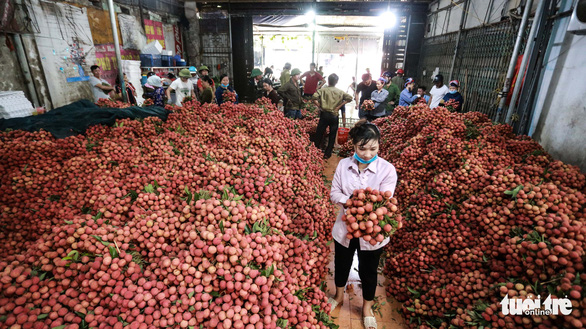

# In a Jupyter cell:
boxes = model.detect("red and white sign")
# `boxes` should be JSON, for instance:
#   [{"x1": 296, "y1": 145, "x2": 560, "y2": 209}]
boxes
[{"x1": 173, "y1": 26, "x2": 183, "y2": 57}]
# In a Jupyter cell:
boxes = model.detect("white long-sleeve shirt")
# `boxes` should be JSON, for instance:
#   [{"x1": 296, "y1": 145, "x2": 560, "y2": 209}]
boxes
[{"x1": 330, "y1": 156, "x2": 398, "y2": 251}]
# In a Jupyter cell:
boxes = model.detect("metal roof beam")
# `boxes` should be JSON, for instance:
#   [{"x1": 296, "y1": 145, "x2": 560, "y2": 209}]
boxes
[{"x1": 197, "y1": 2, "x2": 430, "y2": 17}]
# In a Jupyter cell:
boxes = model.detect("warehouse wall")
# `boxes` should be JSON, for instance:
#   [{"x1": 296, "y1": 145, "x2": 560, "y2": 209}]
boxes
[
  {"x1": 0, "y1": 35, "x2": 27, "y2": 94},
  {"x1": 422, "y1": 0, "x2": 586, "y2": 172},
  {"x1": 13, "y1": 0, "x2": 185, "y2": 109},
  {"x1": 417, "y1": 20, "x2": 522, "y2": 118},
  {"x1": 417, "y1": 0, "x2": 539, "y2": 119},
  {"x1": 532, "y1": 5, "x2": 586, "y2": 172},
  {"x1": 426, "y1": 0, "x2": 529, "y2": 37}
]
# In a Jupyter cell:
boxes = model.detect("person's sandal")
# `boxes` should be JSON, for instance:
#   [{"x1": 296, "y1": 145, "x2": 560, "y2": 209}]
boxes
[
  {"x1": 363, "y1": 309, "x2": 377, "y2": 329},
  {"x1": 327, "y1": 297, "x2": 341, "y2": 310}
]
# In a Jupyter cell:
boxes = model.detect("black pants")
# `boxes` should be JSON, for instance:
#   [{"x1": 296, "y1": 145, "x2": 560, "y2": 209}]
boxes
[
  {"x1": 314, "y1": 111, "x2": 338, "y2": 158},
  {"x1": 335, "y1": 239, "x2": 383, "y2": 301}
]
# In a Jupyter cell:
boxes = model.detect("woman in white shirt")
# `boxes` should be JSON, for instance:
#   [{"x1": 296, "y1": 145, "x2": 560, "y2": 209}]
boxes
[{"x1": 329, "y1": 120, "x2": 398, "y2": 329}]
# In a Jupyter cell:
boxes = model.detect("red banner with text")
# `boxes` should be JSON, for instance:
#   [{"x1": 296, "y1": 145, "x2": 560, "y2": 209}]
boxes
[
  {"x1": 144, "y1": 19, "x2": 165, "y2": 49},
  {"x1": 94, "y1": 44, "x2": 140, "y2": 85}
]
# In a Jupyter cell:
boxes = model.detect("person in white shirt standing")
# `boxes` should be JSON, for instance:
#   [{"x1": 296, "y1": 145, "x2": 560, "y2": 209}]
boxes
[
  {"x1": 428, "y1": 74, "x2": 449, "y2": 109},
  {"x1": 89, "y1": 65, "x2": 115, "y2": 102},
  {"x1": 166, "y1": 69, "x2": 196, "y2": 106}
]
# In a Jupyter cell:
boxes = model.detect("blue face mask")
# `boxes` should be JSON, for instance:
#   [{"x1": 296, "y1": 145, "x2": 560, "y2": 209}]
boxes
[
  {"x1": 354, "y1": 153, "x2": 378, "y2": 164},
  {"x1": 449, "y1": 90, "x2": 457, "y2": 94},
  {"x1": 221, "y1": 83, "x2": 229, "y2": 88}
]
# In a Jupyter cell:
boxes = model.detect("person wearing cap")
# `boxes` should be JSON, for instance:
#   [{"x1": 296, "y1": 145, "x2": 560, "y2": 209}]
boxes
[
  {"x1": 355, "y1": 73, "x2": 377, "y2": 119},
  {"x1": 262, "y1": 79, "x2": 281, "y2": 107},
  {"x1": 369, "y1": 78, "x2": 390, "y2": 121},
  {"x1": 301, "y1": 63, "x2": 326, "y2": 97},
  {"x1": 399, "y1": 78, "x2": 421, "y2": 107},
  {"x1": 392, "y1": 69, "x2": 405, "y2": 91},
  {"x1": 429, "y1": 74, "x2": 449, "y2": 109},
  {"x1": 250, "y1": 68, "x2": 264, "y2": 101},
  {"x1": 278, "y1": 68, "x2": 304, "y2": 119},
  {"x1": 188, "y1": 66, "x2": 198, "y2": 89},
  {"x1": 197, "y1": 65, "x2": 215, "y2": 95},
  {"x1": 147, "y1": 75, "x2": 166, "y2": 107},
  {"x1": 312, "y1": 73, "x2": 353, "y2": 159},
  {"x1": 381, "y1": 71, "x2": 400, "y2": 115},
  {"x1": 167, "y1": 68, "x2": 195, "y2": 106},
  {"x1": 440, "y1": 80, "x2": 464, "y2": 112}
]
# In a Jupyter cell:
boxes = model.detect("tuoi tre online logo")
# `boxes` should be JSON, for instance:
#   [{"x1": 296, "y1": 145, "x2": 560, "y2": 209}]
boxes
[{"x1": 500, "y1": 294, "x2": 573, "y2": 316}]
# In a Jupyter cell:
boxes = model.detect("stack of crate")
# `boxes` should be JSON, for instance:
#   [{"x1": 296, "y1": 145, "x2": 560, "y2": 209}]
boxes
[{"x1": 0, "y1": 91, "x2": 34, "y2": 119}]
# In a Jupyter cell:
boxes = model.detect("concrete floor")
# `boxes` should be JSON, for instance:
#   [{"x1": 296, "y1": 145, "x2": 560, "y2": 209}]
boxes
[{"x1": 323, "y1": 155, "x2": 407, "y2": 329}]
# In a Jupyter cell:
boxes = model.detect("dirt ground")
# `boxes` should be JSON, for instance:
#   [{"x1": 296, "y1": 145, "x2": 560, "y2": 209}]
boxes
[{"x1": 323, "y1": 155, "x2": 407, "y2": 329}]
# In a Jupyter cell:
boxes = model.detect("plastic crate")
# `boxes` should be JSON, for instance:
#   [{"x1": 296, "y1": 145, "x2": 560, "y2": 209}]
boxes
[
  {"x1": 140, "y1": 54, "x2": 162, "y2": 68},
  {"x1": 161, "y1": 55, "x2": 175, "y2": 67}
]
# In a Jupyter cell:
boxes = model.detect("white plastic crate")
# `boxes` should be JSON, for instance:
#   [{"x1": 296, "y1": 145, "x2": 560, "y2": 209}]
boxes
[
  {"x1": 0, "y1": 91, "x2": 34, "y2": 119},
  {"x1": 141, "y1": 41, "x2": 163, "y2": 55}
]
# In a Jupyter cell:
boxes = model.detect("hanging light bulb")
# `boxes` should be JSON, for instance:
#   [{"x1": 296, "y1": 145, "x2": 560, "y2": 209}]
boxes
[{"x1": 379, "y1": 10, "x2": 397, "y2": 30}]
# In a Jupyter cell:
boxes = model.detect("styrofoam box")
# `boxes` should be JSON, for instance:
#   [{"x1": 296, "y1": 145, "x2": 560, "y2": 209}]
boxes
[
  {"x1": 141, "y1": 41, "x2": 163, "y2": 55},
  {"x1": 0, "y1": 91, "x2": 34, "y2": 119}
]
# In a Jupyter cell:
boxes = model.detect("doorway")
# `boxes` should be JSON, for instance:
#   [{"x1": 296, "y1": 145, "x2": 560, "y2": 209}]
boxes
[{"x1": 253, "y1": 15, "x2": 386, "y2": 119}]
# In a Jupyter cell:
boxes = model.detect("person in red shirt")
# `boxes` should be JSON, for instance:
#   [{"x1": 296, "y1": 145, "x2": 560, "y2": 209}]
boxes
[
  {"x1": 196, "y1": 65, "x2": 215, "y2": 96},
  {"x1": 301, "y1": 63, "x2": 325, "y2": 97}
]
